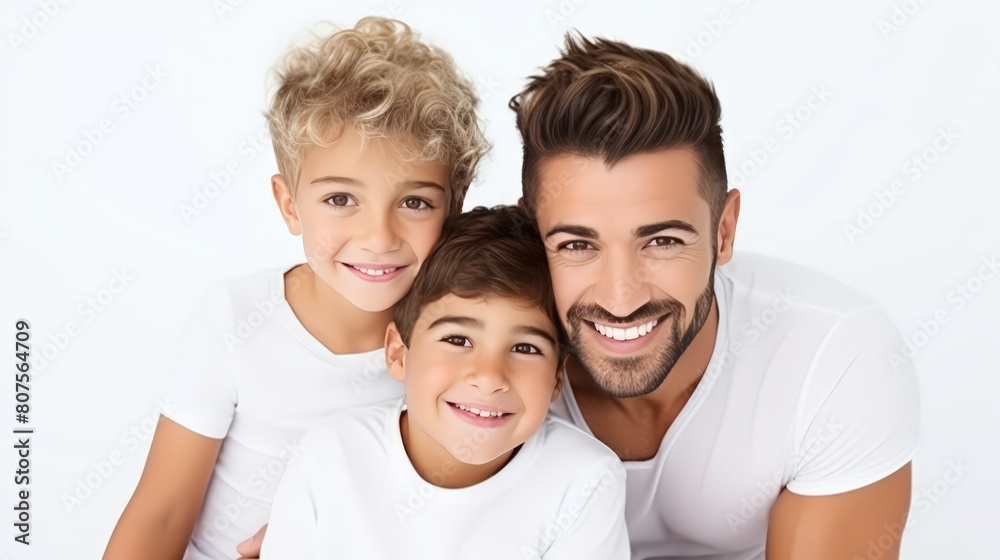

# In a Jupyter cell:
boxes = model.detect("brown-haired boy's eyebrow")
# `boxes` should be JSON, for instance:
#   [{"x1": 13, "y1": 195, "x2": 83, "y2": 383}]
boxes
[
  {"x1": 544, "y1": 224, "x2": 599, "y2": 240},
  {"x1": 427, "y1": 316, "x2": 481, "y2": 330},
  {"x1": 427, "y1": 317, "x2": 556, "y2": 345},
  {"x1": 633, "y1": 220, "x2": 698, "y2": 238},
  {"x1": 512, "y1": 325, "x2": 557, "y2": 346}
]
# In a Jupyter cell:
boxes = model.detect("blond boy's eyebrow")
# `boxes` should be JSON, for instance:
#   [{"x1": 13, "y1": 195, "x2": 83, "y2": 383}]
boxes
[
  {"x1": 428, "y1": 316, "x2": 556, "y2": 346},
  {"x1": 407, "y1": 181, "x2": 447, "y2": 193},
  {"x1": 310, "y1": 176, "x2": 360, "y2": 186},
  {"x1": 308, "y1": 176, "x2": 445, "y2": 193}
]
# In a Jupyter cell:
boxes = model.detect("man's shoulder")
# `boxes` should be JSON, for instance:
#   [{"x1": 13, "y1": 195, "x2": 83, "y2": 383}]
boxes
[
  {"x1": 715, "y1": 252, "x2": 904, "y2": 383},
  {"x1": 720, "y1": 252, "x2": 879, "y2": 319}
]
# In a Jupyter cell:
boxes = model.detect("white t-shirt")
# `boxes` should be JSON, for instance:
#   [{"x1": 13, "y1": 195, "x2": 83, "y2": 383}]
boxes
[
  {"x1": 260, "y1": 399, "x2": 631, "y2": 560},
  {"x1": 162, "y1": 265, "x2": 405, "y2": 560},
  {"x1": 549, "y1": 253, "x2": 920, "y2": 560}
]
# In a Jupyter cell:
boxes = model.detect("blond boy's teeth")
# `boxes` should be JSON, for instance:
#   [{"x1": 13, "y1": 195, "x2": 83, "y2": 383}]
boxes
[
  {"x1": 593, "y1": 318, "x2": 658, "y2": 341},
  {"x1": 454, "y1": 403, "x2": 506, "y2": 418},
  {"x1": 353, "y1": 265, "x2": 397, "y2": 276}
]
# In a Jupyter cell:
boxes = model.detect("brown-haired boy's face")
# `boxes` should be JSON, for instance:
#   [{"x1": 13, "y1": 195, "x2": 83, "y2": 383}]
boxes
[
  {"x1": 534, "y1": 148, "x2": 737, "y2": 397},
  {"x1": 384, "y1": 295, "x2": 561, "y2": 480}
]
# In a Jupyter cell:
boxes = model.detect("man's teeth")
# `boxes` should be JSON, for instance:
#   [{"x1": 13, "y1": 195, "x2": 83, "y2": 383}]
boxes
[
  {"x1": 454, "y1": 403, "x2": 507, "y2": 418},
  {"x1": 593, "y1": 318, "x2": 659, "y2": 341},
  {"x1": 353, "y1": 265, "x2": 397, "y2": 276}
]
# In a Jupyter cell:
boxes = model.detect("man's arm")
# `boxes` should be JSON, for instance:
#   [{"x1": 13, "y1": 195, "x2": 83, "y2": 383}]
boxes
[{"x1": 766, "y1": 462, "x2": 912, "y2": 560}]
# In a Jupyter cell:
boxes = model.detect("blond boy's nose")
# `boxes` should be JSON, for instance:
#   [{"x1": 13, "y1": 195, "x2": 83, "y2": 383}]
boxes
[{"x1": 357, "y1": 211, "x2": 401, "y2": 254}]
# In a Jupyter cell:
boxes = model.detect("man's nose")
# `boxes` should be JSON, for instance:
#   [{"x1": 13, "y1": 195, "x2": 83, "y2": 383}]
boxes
[{"x1": 592, "y1": 248, "x2": 651, "y2": 317}]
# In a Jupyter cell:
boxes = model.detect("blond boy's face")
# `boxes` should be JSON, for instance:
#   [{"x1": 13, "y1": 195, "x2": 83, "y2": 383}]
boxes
[
  {"x1": 386, "y1": 295, "x2": 562, "y2": 469},
  {"x1": 273, "y1": 128, "x2": 452, "y2": 312}
]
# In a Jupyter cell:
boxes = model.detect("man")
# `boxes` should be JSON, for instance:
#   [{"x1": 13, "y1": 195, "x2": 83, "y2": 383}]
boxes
[
  {"x1": 238, "y1": 32, "x2": 919, "y2": 560},
  {"x1": 510, "y1": 34, "x2": 919, "y2": 559}
]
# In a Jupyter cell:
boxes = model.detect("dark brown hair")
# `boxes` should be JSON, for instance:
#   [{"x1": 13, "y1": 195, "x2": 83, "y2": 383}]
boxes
[
  {"x1": 510, "y1": 32, "x2": 728, "y2": 228},
  {"x1": 393, "y1": 205, "x2": 565, "y2": 356}
]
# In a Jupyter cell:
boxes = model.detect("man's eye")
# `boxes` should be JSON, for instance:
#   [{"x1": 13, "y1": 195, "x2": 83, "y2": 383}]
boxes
[
  {"x1": 442, "y1": 335, "x2": 472, "y2": 347},
  {"x1": 512, "y1": 343, "x2": 541, "y2": 354},
  {"x1": 559, "y1": 240, "x2": 593, "y2": 251},
  {"x1": 645, "y1": 237, "x2": 682, "y2": 248},
  {"x1": 325, "y1": 194, "x2": 356, "y2": 207},
  {"x1": 400, "y1": 198, "x2": 433, "y2": 211}
]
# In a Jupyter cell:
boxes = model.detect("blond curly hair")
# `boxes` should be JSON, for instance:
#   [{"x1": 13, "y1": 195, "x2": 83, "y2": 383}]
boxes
[{"x1": 265, "y1": 17, "x2": 490, "y2": 207}]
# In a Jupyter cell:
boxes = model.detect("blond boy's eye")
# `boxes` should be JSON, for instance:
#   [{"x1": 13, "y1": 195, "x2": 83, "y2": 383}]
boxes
[
  {"x1": 400, "y1": 197, "x2": 432, "y2": 210},
  {"x1": 325, "y1": 194, "x2": 356, "y2": 207}
]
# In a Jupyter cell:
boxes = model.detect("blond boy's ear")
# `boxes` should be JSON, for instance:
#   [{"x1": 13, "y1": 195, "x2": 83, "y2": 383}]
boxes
[
  {"x1": 271, "y1": 174, "x2": 301, "y2": 235},
  {"x1": 384, "y1": 321, "x2": 408, "y2": 382}
]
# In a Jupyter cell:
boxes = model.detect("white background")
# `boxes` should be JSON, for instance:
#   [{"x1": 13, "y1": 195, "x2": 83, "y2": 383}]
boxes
[{"x1": 1, "y1": 0, "x2": 997, "y2": 558}]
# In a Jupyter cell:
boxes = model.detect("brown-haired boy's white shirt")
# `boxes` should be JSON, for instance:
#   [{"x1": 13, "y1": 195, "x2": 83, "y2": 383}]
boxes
[{"x1": 261, "y1": 399, "x2": 630, "y2": 559}]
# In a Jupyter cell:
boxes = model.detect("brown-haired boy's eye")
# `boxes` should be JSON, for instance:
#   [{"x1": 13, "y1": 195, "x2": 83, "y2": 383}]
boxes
[
  {"x1": 441, "y1": 335, "x2": 472, "y2": 347},
  {"x1": 512, "y1": 343, "x2": 541, "y2": 354}
]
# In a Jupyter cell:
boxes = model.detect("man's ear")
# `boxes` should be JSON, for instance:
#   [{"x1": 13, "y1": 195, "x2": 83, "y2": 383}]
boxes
[
  {"x1": 385, "y1": 321, "x2": 408, "y2": 382},
  {"x1": 715, "y1": 189, "x2": 741, "y2": 267},
  {"x1": 516, "y1": 196, "x2": 526, "y2": 212},
  {"x1": 272, "y1": 174, "x2": 301, "y2": 236}
]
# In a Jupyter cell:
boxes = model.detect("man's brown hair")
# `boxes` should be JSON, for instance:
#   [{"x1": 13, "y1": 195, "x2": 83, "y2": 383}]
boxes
[
  {"x1": 510, "y1": 33, "x2": 728, "y2": 227},
  {"x1": 393, "y1": 205, "x2": 565, "y2": 357}
]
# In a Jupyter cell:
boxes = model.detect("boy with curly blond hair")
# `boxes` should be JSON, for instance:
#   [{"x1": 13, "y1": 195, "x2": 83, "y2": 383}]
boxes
[{"x1": 104, "y1": 17, "x2": 489, "y2": 560}]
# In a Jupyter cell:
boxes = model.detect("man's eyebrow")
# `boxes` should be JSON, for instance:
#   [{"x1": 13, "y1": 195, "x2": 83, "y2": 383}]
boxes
[
  {"x1": 634, "y1": 220, "x2": 698, "y2": 238},
  {"x1": 512, "y1": 325, "x2": 557, "y2": 345},
  {"x1": 427, "y1": 316, "x2": 482, "y2": 330},
  {"x1": 545, "y1": 224, "x2": 600, "y2": 240}
]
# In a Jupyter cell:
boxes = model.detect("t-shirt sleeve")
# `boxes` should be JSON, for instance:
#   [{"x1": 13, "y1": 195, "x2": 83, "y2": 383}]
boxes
[
  {"x1": 543, "y1": 456, "x2": 631, "y2": 560},
  {"x1": 259, "y1": 448, "x2": 322, "y2": 559},
  {"x1": 785, "y1": 307, "x2": 920, "y2": 496},
  {"x1": 160, "y1": 285, "x2": 238, "y2": 439}
]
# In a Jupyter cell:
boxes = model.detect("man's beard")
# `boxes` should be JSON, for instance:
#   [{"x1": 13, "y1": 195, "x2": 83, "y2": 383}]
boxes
[{"x1": 566, "y1": 273, "x2": 716, "y2": 398}]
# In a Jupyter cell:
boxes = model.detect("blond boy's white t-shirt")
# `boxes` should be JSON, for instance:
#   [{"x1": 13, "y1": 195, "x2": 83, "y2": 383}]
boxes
[
  {"x1": 549, "y1": 253, "x2": 921, "y2": 560},
  {"x1": 260, "y1": 398, "x2": 631, "y2": 559},
  {"x1": 162, "y1": 265, "x2": 404, "y2": 560}
]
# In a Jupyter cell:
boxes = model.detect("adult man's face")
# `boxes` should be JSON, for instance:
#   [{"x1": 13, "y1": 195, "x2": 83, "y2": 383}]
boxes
[{"x1": 533, "y1": 148, "x2": 727, "y2": 398}]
